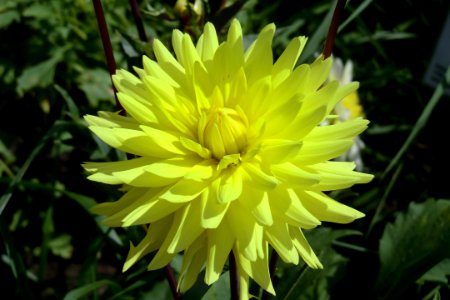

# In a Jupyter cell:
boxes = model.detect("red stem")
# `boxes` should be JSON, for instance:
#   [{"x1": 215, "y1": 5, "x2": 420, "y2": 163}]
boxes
[
  {"x1": 323, "y1": 0, "x2": 346, "y2": 58},
  {"x1": 229, "y1": 252, "x2": 240, "y2": 300},
  {"x1": 93, "y1": 2, "x2": 179, "y2": 299},
  {"x1": 91, "y1": 0, "x2": 122, "y2": 112},
  {"x1": 128, "y1": 0, "x2": 149, "y2": 42},
  {"x1": 164, "y1": 265, "x2": 182, "y2": 300}
]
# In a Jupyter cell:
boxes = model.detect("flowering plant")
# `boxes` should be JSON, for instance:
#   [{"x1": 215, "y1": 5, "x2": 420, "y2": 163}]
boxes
[{"x1": 84, "y1": 17, "x2": 373, "y2": 299}]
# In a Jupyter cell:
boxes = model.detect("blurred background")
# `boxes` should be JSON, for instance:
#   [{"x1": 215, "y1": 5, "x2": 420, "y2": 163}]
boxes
[{"x1": 1, "y1": 0, "x2": 449, "y2": 299}]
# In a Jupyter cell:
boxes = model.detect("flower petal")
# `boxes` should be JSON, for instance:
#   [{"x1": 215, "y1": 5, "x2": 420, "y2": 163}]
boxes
[
  {"x1": 167, "y1": 200, "x2": 205, "y2": 253},
  {"x1": 227, "y1": 201, "x2": 259, "y2": 261},
  {"x1": 216, "y1": 167, "x2": 243, "y2": 203},
  {"x1": 235, "y1": 243, "x2": 275, "y2": 295},
  {"x1": 268, "y1": 188, "x2": 321, "y2": 229},
  {"x1": 205, "y1": 219, "x2": 234, "y2": 284},
  {"x1": 264, "y1": 213, "x2": 299, "y2": 264},
  {"x1": 179, "y1": 235, "x2": 207, "y2": 292},
  {"x1": 239, "y1": 185, "x2": 273, "y2": 226},
  {"x1": 303, "y1": 161, "x2": 374, "y2": 191},
  {"x1": 97, "y1": 187, "x2": 183, "y2": 227},
  {"x1": 245, "y1": 23, "x2": 275, "y2": 84},
  {"x1": 123, "y1": 216, "x2": 172, "y2": 271},
  {"x1": 271, "y1": 162, "x2": 320, "y2": 187},
  {"x1": 297, "y1": 190, "x2": 365, "y2": 223},
  {"x1": 259, "y1": 139, "x2": 303, "y2": 165},
  {"x1": 294, "y1": 139, "x2": 354, "y2": 165},
  {"x1": 272, "y1": 36, "x2": 308, "y2": 85},
  {"x1": 201, "y1": 185, "x2": 230, "y2": 229},
  {"x1": 289, "y1": 226, "x2": 323, "y2": 269}
]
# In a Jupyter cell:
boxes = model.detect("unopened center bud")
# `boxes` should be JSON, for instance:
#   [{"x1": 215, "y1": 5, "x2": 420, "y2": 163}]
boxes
[{"x1": 204, "y1": 108, "x2": 247, "y2": 159}]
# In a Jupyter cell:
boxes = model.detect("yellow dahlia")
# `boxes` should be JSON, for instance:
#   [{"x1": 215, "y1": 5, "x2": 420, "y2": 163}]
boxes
[{"x1": 84, "y1": 19, "x2": 373, "y2": 299}]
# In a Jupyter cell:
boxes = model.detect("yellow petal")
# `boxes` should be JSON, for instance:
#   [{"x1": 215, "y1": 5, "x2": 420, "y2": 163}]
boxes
[
  {"x1": 272, "y1": 36, "x2": 308, "y2": 85},
  {"x1": 268, "y1": 188, "x2": 321, "y2": 229},
  {"x1": 152, "y1": 39, "x2": 186, "y2": 87},
  {"x1": 180, "y1": 137, "x2": 211, "y2": 159},
  {"x1": 307, "y1": 117, "x2": 369, "y2": 141},
  {"x1": 179, "y1": 236, "x2": 207, "y2": 292},
  {"x1": 303, "y1": 55, "x2": 332, "y2": 94},
  {"x1": 303, "y1": 161, "x2": 374, "y2": 191},
  {"x1": 275, "y1": 106, "x2": 326, "y2": 141},
  {"x1": 116, "y1": 92, "x2": 158, "y2": 125},
  {"x1": 289, "y1": 226, "x2": 323, "y2": 269},
  {"x1": 217, "y1": 167, "x2": 243, "y2": 203},
  {"x1": 264, "y1": 213, "x2": 299, "y2": 264},
  {"x1": 205, "y1": 219, "x2": 234, "y2": 284},
  {"x1": 239, "y1": 185, "x2": 273, "y2": 226},
  {"x1": 297, "y1": 190, "x2": 365, "y2": 223},
  {"x1": 142, "y1": 55, "x2": 179, "y2": 87},
  {"x1": 271, "y1": 162, "x2": 320, "y2": 187},
  {"x1": 235, "y1": 244, "x2": 275, "y2": 295},
  {"x1": 259, "y1": 139, "x2": 303, "y2": 164},
  {"x1": 157, "y1": 178, "x2": 208, "y2": 203},
  {"x1": 227, "y1": 201, "x2": 259, "y2": 261},
  {"x1": 245, "y1": 23, "x2": 275, "y2": 84},
  {"x1": 84, "y1": 112, "x2": 139, "y2": 130},
  {"x1": 100, "y1": 188, "x2": 183, "y2": 227},
  {"x1": 123, "y1": 216, "x2": 172, "y2": 271},
  {"x1": 167, "y1": 200, "x2": 205, "y2": 253},
  {"x1": 295, "y1": 139, "x2": 354, "y2": 165},
  {"x1": 241, "y1": 162, "x2": 279, "y2": 190},
  {"x1": 199, "y1": 22, "x2": 218, "y2": 61},
  {"x1": 201, "y1": 186, "x2": 230, "y2": 229}
]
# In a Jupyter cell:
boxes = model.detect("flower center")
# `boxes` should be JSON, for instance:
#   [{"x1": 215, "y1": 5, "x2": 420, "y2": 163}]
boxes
[{"x1": 203, "y1": 107, "x2": 248, "y2": 159}]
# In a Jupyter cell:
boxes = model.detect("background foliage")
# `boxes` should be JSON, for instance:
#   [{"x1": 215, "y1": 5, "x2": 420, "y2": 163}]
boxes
[{"x1": 1, "y1": 0, "x2": 449, "y2": 299}]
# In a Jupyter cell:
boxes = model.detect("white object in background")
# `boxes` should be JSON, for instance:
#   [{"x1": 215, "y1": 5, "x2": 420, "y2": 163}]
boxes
[{"x1": 423, "y1": 10, "x2": 450, "y2": 94}]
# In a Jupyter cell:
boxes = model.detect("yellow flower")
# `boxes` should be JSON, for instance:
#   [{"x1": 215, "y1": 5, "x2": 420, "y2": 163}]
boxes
[{"x1": 84, "y1": 20, "x2": 373, "y2": 299}]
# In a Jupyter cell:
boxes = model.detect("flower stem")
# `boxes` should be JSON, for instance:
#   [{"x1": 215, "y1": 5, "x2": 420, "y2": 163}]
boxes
[
  {"x1": 323, "y1": 0, "x2": 346, "y2": 58},
  {"x1": 261, "y1": 250, "x2": 279, "y2": 300},
  {"x1": 91, "y1": 0, "x2": 122, "y2": 112},
  {"x1": 164, "y1": 265, "x2": 182, "y2": 300},
  {"x1": 229, "y1": 252, "x2": 240, "y2": 300},
  {"x1": 128, "y1": 0, "x2": 149, "y2": 42}
]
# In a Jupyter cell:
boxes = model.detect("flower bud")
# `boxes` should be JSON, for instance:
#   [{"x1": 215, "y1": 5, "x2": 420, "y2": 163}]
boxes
[{"x1": 204, "y1": 108, "x2": 247, "y2": 159}]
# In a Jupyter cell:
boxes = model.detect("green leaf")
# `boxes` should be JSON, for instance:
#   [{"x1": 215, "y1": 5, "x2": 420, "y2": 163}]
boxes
[
  {"x1": 22, "y1": 4, "x2": 53, "y2": 19},
  {"x1": 0, "y1": 120, "x2": 75, "y2": 216},
  {"x1": 137, "y1": 280, "x2": 172, "y2": 300},
  {"x1": 54, "y1": 84, "x2": 81, "y2": 120},
  {"x1": 417, "y1": 258, "x2": 450, "y2": 285},
  {"x1": 277, "y1": 228, "x2": 362, "y2": 300},
  {"x1": 48, "y1": 234, "x2": 74, "y2": 259},
  {"x1": 63, "y1": 279, "x2": 117, "y2": 300},
  {"x1": 0, "y1": 10, "x2": 20, "y2": 29},
  {"x1": 201, "y1": 271, "x2": 230, "y2": 300},
  {"x1": 376, "y1": 199, "x2": 450, "y2": 299},
  {"x1": 17, "y1": 57, "x2": 60, "y2": 95},
  {"x1": 77, "y1": 68, "x2": 114, "y2": 107},
  {"x1": 383, "y1": 66, "x2": 450, "y2": 178}
]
